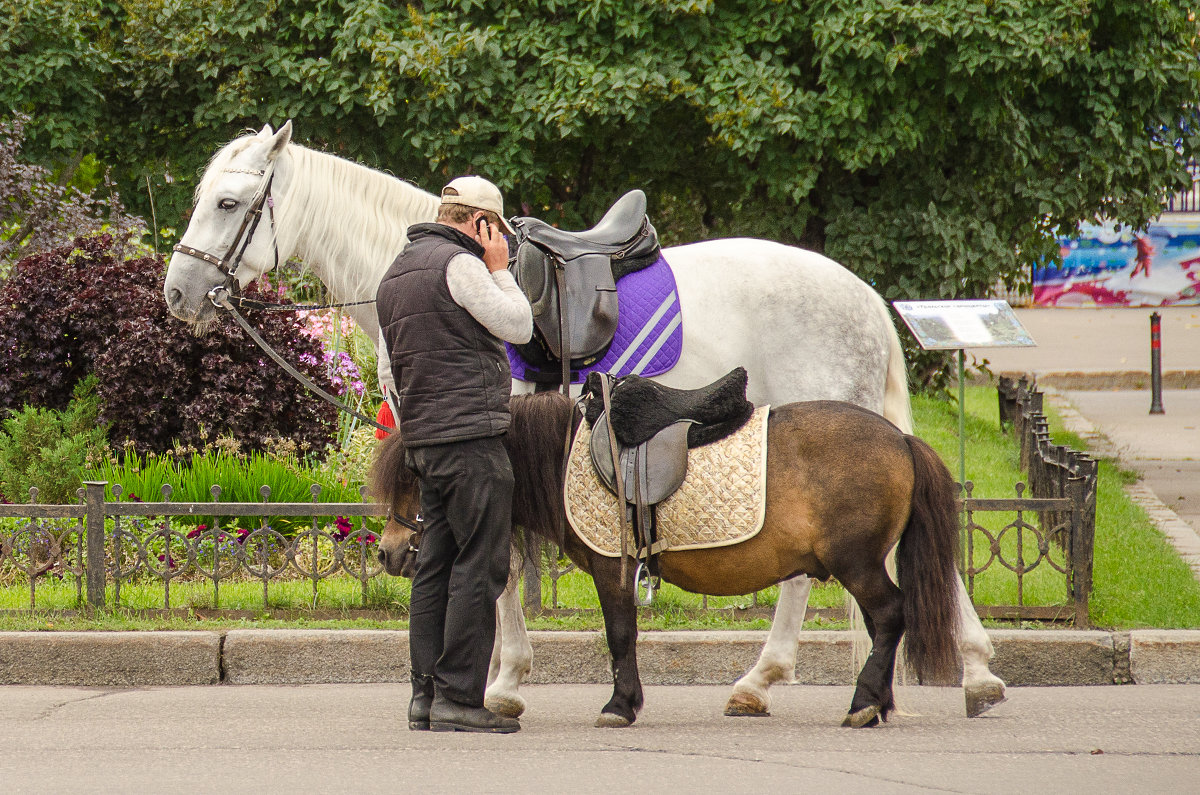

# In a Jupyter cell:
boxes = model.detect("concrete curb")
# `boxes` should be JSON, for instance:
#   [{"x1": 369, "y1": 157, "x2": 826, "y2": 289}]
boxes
[
  {"x1": 2, "y1": 629, "x2": 1199, "y2": 687},
  {"x1": 0, "y1": 631, "x2": 220, "y2": 686}
]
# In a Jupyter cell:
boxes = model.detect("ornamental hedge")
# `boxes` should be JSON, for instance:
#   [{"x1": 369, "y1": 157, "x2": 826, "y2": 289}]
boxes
[{"x1": 0, "y1": 234, "x2": 340, "y2": 455}]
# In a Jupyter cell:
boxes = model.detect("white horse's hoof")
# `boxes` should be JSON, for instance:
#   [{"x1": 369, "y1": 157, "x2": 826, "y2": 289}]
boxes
[
  {"x1": 724, "y1": 690, "x2": 771, "y2": 717},
  {"x1": 595, "y1": 711, "x2": 633, "y2": 728},
  {"x1": 484, "y1": 691, "x2": 526, "y2": 719},
  {"x1": 841, "y1": 705, "x2": 881, "y2": 729},
  {"x1": 965, "y1": 681, "x2": 1007, "y2": 718}
]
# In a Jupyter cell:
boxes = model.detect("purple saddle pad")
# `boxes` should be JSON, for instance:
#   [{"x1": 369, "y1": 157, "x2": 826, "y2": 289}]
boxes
[{"x1": 507, "y1": 253, "x2": 682, "y2": 384}]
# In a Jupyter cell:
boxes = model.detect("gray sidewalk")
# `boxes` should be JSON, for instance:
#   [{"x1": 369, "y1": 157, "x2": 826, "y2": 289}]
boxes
[{"x1": 978, "y1": 306, "x2": 1200, "y2": 383}]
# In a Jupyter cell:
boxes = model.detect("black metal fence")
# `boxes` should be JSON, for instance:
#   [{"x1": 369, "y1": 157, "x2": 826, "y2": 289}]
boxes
[
  {"x1": 984, "y1": 376, "x2": 1099, "y2": 626},
  {"x1": 0, "y1": 482, "x2": 388, "y2": 611},
  {"x1": 1, "y1": 384, "x2": 1098, "y2": 624}
]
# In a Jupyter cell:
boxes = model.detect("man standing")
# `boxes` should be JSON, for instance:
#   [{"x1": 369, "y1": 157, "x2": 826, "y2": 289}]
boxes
[{"x1": 376, "y1": 176, "x2": 532, "y2": 733}]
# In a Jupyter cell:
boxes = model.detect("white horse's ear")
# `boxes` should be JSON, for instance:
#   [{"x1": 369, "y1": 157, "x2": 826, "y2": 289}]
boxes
[
  {"x1": 257, "y1": 123, "x2": 274, "y2": 138},
  {"x1": 266, "y1": 120, "x2": 292, "y2": 161}
]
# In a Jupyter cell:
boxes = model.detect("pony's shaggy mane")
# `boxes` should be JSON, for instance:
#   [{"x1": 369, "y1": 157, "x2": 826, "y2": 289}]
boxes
[
  {"x1": 367, "y1": 430, "x2": 417, "y2": 507},
  {"x1": 195, "y1": 134, "x2": 441, "y2": 302},
  {"x1": 507, "y1": 392, "x2": 579, "y2": 549}
]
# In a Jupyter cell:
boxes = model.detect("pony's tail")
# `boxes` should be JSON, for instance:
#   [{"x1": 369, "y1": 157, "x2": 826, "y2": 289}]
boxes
[{"x1": 896, "y1": 434, "x2": 962, "y2": 683}]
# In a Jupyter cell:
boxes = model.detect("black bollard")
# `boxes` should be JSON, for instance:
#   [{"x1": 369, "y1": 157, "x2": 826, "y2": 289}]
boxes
[{"x1": 1150, "y1": 312, "x2": 1165, "y2": 415}]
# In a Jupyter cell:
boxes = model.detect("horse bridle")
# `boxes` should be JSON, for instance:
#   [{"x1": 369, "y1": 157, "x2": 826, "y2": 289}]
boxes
[
  {"x1": 170, "y1": 162, "x2": 390, "y2": 433},
  {"x1": 388, "y1": 510, "x2": 425, "y2": 555},
  {"x1": 172, "y1": 164, "x2": 280, "y2": 309}
]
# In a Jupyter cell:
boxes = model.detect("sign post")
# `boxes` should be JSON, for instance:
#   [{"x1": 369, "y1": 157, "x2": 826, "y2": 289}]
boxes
[{"x1": 893, "y1": 300, "x2": 1036, "y2": 488}]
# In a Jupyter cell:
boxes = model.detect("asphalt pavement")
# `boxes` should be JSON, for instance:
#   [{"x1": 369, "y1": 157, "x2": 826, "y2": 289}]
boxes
[
  {"x1": 1, "y1": 683, "x2": 1197, "y2": 793},
  {"x1": 978, "y1": 306, "x2": 1200, "y2": 572}
]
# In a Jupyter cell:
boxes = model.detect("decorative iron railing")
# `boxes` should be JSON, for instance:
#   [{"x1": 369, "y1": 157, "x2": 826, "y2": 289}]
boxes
[
  {"x1": 989, "y1": 376, "x2": 1099, "y2": 626},
  {"x1": 0, "y1": 482, "x2": 387, "y2": 611}
]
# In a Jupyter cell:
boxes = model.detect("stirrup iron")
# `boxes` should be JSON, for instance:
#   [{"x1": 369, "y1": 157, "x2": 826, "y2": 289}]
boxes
[{"x1": 634, "y1": 561, "x2": 659, "y2": 607}]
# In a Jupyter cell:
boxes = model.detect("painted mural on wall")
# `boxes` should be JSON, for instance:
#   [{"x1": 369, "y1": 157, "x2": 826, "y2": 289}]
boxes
[{"x1": 1034, "y1": 217, "x2": 1200, "y2": 307}]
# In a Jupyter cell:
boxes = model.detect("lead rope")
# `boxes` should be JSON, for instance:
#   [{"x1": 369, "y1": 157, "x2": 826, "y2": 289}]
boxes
[{"x1": 209, "y1": 287, "x2": 391, "y2": 433}]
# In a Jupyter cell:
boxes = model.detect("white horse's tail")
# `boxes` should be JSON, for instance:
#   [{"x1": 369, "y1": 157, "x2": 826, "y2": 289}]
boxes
[{"x1": 877, "y1": 295, "x2": 913, "y2": 435}]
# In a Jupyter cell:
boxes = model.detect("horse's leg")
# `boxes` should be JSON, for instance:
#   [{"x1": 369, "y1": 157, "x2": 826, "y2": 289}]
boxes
[
  {"x1": 724, "y1": 575, "x2": 813, "y2": 716},
  {"x1": 591, "y1": 555, "x2": 644, "y2": 728},
  {"x1": 956, "y1": 575, "x2": 1007, "y2": 717},
  {"x1": 482, "y1": 556, "x2": 532, "y2": 718},
  {"x1": 841, "y1": 571, "x2": 904, "y2": 729}
]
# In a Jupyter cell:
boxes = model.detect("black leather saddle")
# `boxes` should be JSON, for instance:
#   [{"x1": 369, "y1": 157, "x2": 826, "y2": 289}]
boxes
[
  {"x1": 508, "y1": 191, "x2": 661, "y2": 377},
  {"x1": 581, "y1": 368, "x2": 755, "y2": 561},
  {"x1": 517, "y1": 190, "x2": 654, "y2": 261}
]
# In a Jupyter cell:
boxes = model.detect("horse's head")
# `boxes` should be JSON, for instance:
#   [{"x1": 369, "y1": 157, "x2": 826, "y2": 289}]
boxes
[
  {"x1": 164, "y1": 121, "x2": 295, "y2": 326},
  {"x1": 378, "y1": 485, "x2": 423, "y2": 578}
]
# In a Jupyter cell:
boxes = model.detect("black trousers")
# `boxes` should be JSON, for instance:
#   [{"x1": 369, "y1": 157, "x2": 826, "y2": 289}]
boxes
[{"x1": 405, "y1": 436, "x2": 514, "y2": 707}]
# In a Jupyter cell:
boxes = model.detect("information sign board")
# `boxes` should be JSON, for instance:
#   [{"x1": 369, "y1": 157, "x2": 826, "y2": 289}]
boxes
[{"x1": 893, "y1": 300, "x2": 1035, "y2": 350}]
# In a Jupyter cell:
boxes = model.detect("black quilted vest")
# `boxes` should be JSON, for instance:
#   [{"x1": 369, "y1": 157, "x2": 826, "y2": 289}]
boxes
[{"x1": 376, "y1": 223, "x2": 511, "y2": 447}]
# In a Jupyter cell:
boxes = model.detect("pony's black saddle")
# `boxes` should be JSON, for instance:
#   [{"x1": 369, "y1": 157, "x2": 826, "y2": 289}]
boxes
[
  {"x1": 509, "y1": 191, "x2": 661, "y2": 376},
  {"x1": 582, "y1": 368, "x2": 755, "y2": 557}
]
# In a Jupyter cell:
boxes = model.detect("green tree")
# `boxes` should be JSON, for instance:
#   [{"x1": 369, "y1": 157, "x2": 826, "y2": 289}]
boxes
[{"x1": 5, "y1": 1, "x2": 1200, "y2": 382}]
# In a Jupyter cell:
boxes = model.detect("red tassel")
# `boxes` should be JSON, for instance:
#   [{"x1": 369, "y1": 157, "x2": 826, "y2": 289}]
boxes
[{"x1": 374, "y1": 399, "x2": 395, "y2": 439}]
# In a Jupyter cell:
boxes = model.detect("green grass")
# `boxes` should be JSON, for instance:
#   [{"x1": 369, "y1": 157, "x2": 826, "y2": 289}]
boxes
[
  {"x1": 1044, "y1": 414, "x2": 1200, "y2": 628},
  {"x1": 87, "y1": 447, "x2": 365, "y2": 504},
  {"x1": 1, "y1": 385, "x2": 1197, "y2": 631}
]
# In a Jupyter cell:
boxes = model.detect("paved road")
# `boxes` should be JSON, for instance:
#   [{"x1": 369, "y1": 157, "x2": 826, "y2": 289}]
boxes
[{"x1": 2, "y1": 683, "x2": 1198, "y2": 793}]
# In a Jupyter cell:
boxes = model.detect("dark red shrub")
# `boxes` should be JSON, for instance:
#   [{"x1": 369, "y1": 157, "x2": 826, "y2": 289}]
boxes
[{"x1": 0, "y1": 234, "x2": 339, "y2": 454}]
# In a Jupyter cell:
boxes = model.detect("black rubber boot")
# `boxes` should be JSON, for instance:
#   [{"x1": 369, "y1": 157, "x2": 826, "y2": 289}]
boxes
[
  {"x1": 409, "y1": 672, "x2": 434, "y2": 731},
  {"x1": 429, "y1": 693, "x2": 520, "y2": 733}
]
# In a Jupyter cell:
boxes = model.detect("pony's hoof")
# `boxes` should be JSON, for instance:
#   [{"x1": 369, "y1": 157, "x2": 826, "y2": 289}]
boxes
[
  {"x1": 841, "y1": 705, "x2": 881, "y2": 729},
  {"x1": 484, "y1": 691, "x2": 526, "y2": 719},
  {"x1": 595, "y1": 711, "x2": 633, "y2": 728},
  {"x1": 965, "y1": 681, "x2": 1007, "y2": 718},
  {"x1": 723, "y1": 691, "x2": 770, "y2": 717}
]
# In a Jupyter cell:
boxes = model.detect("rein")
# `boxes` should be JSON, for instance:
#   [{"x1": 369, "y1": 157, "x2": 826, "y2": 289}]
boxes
[{"x1": 209, "y1": 286, "x2": 391, "y2": 433}]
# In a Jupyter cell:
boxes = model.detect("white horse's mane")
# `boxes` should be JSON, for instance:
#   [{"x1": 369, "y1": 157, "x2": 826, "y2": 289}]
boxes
[{"x1": 198, "y1": 134, "x2": 441, "y2": 301}]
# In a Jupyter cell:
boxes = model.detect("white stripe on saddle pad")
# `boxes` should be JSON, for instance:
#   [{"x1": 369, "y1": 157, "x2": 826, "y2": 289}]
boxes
[
  {"x1": 565, "y1": 405, "x2": 770, "y2": 557},
  {"x1": 607, "y1": 290, "x2": 678, "y2": 375}
]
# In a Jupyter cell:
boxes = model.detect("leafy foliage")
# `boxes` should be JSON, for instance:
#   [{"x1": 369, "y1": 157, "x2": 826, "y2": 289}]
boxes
[
  {"x1": 89, "y1": 441, "x2": 369, "y2": 535},
  {"x1": 5, "y1": 1, "x2": 1200, "y2": 389},
  {"x1": 0, "y1": 234, "x2": 341, "y2": 455},
  {"x1": 0, "y1": 377, "x2": 108, "y2": 504},
  {"x1": 0, "y1": 113, "x2": 143, "y2": 271}
]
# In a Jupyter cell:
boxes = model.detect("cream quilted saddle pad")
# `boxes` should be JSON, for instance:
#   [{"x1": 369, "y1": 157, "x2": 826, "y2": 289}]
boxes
[{"x1": 565, "y1": 406, "x2": 770, "y2": 557}]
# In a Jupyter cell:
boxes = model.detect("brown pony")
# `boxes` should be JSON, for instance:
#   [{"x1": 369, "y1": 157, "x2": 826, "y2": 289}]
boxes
[{"x1": 371, "y1": 393, "x2": 962, "y2": 729}]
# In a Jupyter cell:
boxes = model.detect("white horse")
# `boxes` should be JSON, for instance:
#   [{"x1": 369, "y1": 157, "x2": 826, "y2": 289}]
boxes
[{"x1": 164, "y1": 122, "x2": 1006, "y2": 719}]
